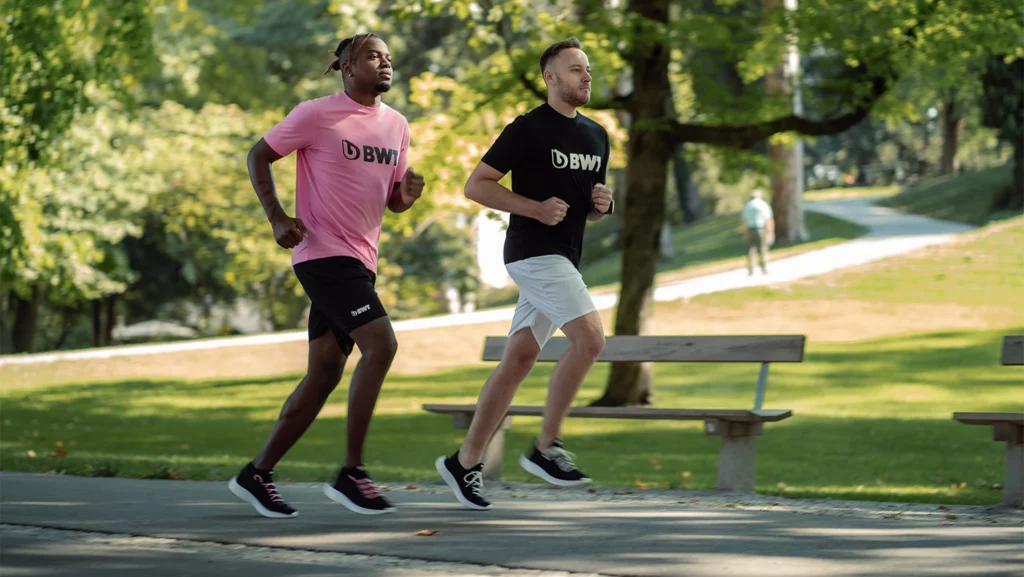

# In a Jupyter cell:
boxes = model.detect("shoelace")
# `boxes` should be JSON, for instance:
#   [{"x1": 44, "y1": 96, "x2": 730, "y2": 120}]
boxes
[
  {"x1": 463, "y1": 469, "x2": 484, "y2": 497},
  {"x1": 545, "y1": 446, "x2": 579, "y2": 472},
  {"x1": 349, "y1": 475, "x2": 382, "y2": 500},
  {"x1": 253, "y1": 474, "x2": 284, "y2": 503}
]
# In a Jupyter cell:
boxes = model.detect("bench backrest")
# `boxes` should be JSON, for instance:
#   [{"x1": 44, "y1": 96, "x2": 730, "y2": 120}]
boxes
[
  {"x1": 1002, "y1": 335, "x2": 1024, "y2": 366},
  {"x1": 482, "y1": 335, "x2": 806, "y2": 363}
]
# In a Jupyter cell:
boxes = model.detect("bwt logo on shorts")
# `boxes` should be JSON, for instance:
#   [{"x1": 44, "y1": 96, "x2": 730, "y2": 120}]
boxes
[
  {"x1": 551, "y1": 148, "x2": 601, "y2": 172},
  {"x1": 351, "y1": 304, "x2": 371, "y2": 317},
  {"x1": 343, "y1": 139, "x2": 399, "y2": 166}
]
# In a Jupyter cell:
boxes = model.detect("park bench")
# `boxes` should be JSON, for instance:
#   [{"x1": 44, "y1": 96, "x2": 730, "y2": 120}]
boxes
[
  {"x1": 953, "y1": 335, "x2": 1024, "y2": 508},
  {"x1": 424, "y1": 334, "x2": 804, "y2": 492}
]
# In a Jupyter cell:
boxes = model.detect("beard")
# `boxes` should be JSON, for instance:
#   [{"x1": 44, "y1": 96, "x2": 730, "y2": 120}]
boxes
[
  {"x1": 374, "y1": 81, "x2": 392, "y2": 93},
  {"x1": 556, "y1": 78, "x2": 590, "y2": 107}
]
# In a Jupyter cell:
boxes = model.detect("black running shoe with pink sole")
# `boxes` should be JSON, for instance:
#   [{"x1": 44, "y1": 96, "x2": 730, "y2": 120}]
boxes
[
  {"x1": 323, "y1": 466, "x2": 396, "y2": 515},
  {"x1": 229, "y1": 462, "x2": 298, "y2": 519}
]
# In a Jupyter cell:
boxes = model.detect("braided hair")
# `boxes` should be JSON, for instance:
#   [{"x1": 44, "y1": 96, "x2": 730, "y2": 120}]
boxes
[{"x1": 324, "y1": 33, "x2": 379, "y2": 76}]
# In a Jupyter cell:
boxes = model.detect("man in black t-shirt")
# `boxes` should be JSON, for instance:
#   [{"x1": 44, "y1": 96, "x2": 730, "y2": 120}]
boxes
[{"x1": 435, "y1": 38, "x2": 614, "y2": 510}]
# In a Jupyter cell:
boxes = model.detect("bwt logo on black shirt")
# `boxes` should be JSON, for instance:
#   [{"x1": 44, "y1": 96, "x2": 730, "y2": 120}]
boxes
[
  {"x1": 551, "y1": 148, "x2": 602, "y2": 172},
  {"x1": 343, "y1": 139, "x2": 399, "y2": 166}
]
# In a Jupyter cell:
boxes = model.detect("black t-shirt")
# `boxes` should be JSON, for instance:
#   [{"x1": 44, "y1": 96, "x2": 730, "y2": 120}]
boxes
[{"x1": 481, "y1": 103, "x2": 610, "y2": 269}]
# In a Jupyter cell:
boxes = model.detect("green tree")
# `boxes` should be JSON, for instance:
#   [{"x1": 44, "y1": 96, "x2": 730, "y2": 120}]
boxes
[
  {"x1": 980, "y1": 56, "x2": 1024, "y2": 212},
  {"x1": 392, "y1": 0, "x2": 1023, "y2": 405},
  {"x1": 0, "y1": 0, "x2": 154, "y2": 352}
]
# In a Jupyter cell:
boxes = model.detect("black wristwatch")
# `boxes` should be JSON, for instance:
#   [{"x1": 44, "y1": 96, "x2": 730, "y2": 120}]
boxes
[{"x1": 602, "y1": 199, "x2": 615, "y2": 215}]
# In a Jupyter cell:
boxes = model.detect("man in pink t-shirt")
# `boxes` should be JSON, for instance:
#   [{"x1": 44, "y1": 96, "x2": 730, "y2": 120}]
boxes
[{"x1": 229, "y1": 33, "x2": 424, "y2": 519}]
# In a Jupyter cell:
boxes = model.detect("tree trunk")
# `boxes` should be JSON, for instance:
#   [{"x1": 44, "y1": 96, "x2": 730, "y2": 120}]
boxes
[
  {"x1": 765, "y1": 0, "x2": 808, "y2": 242},
  {"x1": 92, "y1": 300, "x2": 103, "y2": 347},
  {"x1": 12, "y1": 285, "x2": 42, "y2": 353},
  {"x1": 104, "y1": 295, "x2": 117, "y2": 346},
  {"x1": 591, "y1": 0, "x2": 674, "y2": 408},
  {"x1": 940, "y1": 96, "x2": 963, "y2": 176},
  {"x1": 769, "y1": 141, "x2": 808, "y2": 242},
  {"x1": 53, "y1": 307, "x2": 77, "y2": 350},
  {"x1": 92, "y1": 297, "x2": 116, "y2": 347},
  {"x1": 993, "y1": 140, "x2": 1024, "y2": 212},
  {"x1": 0, "y1": 289, "x2": 12, "y2": 354},
  {"x1": 673, "y1": 144, "x2": 705, "y2": 223}
]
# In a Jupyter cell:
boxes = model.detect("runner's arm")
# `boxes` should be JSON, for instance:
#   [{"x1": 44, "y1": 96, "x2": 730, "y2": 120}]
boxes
[
  {"x1": 464, "y1": 162, "x2": 543, "y2": 220},
  {"x1": 247, "y1": 138, "x2": 287, "y2": 223}
]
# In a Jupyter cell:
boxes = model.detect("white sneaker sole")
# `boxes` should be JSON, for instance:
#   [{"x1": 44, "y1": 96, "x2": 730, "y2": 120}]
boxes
[
  {"x1": 322, "y1": 483, "x2": 396, "y2": 515},
  {"x1": 435, "y1": 456, "x2": 491, "y2": 511},
  {"x1": 518, "y1": 456, "x2": 592, "y2": 487},
  {"x1": 228, "y1": 477, "x2": 298, "y2": 519}
]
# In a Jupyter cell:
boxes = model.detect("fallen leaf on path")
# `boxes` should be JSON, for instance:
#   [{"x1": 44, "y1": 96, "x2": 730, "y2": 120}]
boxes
[
  {"x1": 635, "y1": 480, "x2": 649, "y2": 489},
  {"x1": 587, "y1": 489, "x2": 597, "y2": 494},
  {"x1": 612, "y1": 490, "x2": 633, "y2": 495},
  {"x1": 937, "y1": 505, "x2": 949, "y2": 510},
  {"x1": 415, "y1": 530, "x2": 439, "y2": 536},
  {"x1": 402, "y1": 485, "x2": 418, "y2": 490},
  {"x1": 691, "y1": 498, "x2": 701, "y2": 503}
]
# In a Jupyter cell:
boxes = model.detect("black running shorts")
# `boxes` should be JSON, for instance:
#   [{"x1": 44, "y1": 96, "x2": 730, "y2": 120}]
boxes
[{"x1": 293, "y1": 256, "x2": 388, "y2": 356}]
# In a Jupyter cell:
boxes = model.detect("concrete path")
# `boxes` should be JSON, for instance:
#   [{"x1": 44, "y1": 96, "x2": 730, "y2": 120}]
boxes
[
  {"x1": 0, "y1": 199, "x2": 975, "y2": 367},
  {"x1": 2, "y1": 473, "x2": 1022, "y2": 577}
]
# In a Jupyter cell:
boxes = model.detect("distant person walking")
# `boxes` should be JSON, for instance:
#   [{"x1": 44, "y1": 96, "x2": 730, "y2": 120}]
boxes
[{"x1": 741, "y1": 190, "x2": 774, "y2": 276}]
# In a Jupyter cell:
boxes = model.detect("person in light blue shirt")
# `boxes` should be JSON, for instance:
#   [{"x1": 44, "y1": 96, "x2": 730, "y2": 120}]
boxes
[{"x1": 741, "y1": 190, "x2": 775, "y2": 275}]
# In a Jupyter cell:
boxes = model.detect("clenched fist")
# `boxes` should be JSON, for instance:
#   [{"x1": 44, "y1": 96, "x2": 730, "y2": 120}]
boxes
[
  {"x1": 535, "y1": 197, "x2": 569, "y2": 226},
  {"x1": 271, "y1": 213, "x2": 308, "y2": 249},
  {"x1": 592, "y1": 183, "x2": 613, "y2": 214},
  {"x1": 400, "y1": 167, "x2": 424, "y2": 202}
]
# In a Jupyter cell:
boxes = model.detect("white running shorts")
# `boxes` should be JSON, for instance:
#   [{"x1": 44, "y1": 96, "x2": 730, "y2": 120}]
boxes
[{"x1": 505, "y1": 254, "x2": 598, "y2": 348}]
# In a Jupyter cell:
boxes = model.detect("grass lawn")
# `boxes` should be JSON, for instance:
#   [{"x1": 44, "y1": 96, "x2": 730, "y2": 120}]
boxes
[
  {"x1": 0, "y1": 328, "x2": 1018, "y2": 505},
  {"x1": 878, "y1": 164, "x2": 1013, "y2": 226},
  {"x1": 2, "y1": 219, "x2": 1021, "y2": 506}
]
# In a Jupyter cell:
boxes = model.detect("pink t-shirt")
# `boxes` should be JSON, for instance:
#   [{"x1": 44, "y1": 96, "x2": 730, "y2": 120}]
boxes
[{"x1": 264, "y1": 91, "x2": 409, "y2": 272}]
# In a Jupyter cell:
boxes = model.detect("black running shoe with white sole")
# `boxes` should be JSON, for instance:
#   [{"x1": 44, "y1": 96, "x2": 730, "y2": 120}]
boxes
[
  {"x1": 229, "y1": 462, "x2": 298, "y2": 519},
  {"x1": 519, "y1": 439, "x2": 592, "y2": 487},
  {"x1": 435, "y1": 452, "x2": 491, "y2": 510},
  {"x1": 322, "y1": 466, "x2": 396, "y2": 515}
]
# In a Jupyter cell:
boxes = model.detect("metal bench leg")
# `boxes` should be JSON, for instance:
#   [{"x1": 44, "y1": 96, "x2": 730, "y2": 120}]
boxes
[
  {"x1": 705, "y1": 420, "x2": 763, "y2": 492},
  {"x1": 995, "y1": 423, "x2": 1023, "y2": 508},
  {"x1": 753, "y1": 362, "x2": 770, "y2": 411}
]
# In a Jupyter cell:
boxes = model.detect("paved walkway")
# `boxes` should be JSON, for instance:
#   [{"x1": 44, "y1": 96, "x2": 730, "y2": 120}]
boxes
[
  {"x1": 2, "y1": 473, "x2": 1021, "y2": 577},
  {"x1": 0, "y1": 199, "x2": 974, "y2": 367}
]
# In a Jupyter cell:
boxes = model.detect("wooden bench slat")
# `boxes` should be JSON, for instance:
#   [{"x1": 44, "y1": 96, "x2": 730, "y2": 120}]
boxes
[
  {"x1": 954, "y1": 412, "x2": 1024, "y2": 426},
  {"x1": 1001, "y1": 335, "x2": 1024, "y2": 366},
  {"x1": 422, "y1": 404, "x2": 793, "y2": 422},
  {"x1": 481, "y1": 335, "x2": 805, "y2": 363}
]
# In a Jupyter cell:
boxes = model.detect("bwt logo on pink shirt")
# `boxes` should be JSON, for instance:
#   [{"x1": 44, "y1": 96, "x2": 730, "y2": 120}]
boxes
[{"x1": 343, "y1": 139, "x2": 400, "y2": 166}]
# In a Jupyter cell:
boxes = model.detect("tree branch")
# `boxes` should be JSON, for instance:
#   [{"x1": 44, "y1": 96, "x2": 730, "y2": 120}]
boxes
[
  {"x1": 673, "y1": 73, "x2": 886, "y2": 148},
  {"x1": 517, "y1": 72, "x2": 547, "y2": 101},
  {"x1": 672, "y1": 0, "x2": 936, "y2": 149}
]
